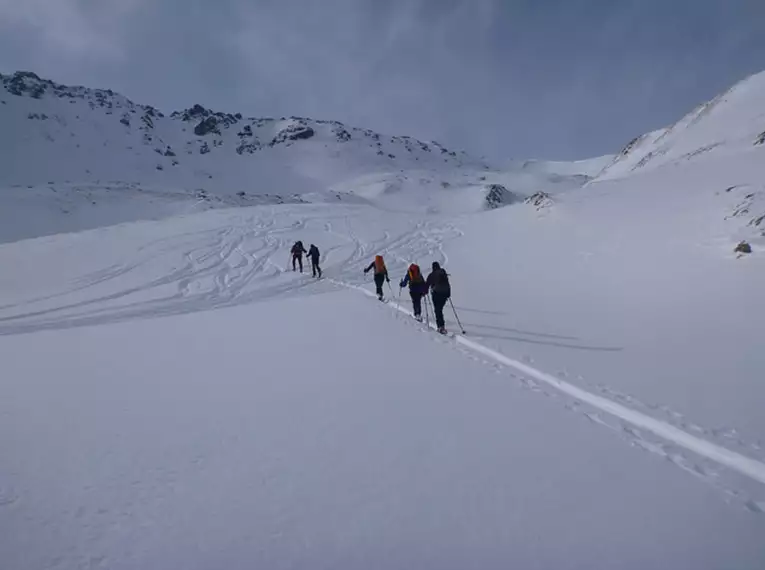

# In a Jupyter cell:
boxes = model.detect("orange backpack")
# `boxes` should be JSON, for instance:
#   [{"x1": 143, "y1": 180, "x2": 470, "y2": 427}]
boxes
[
  {"x1": 374, "y1": 255, "x2": 386, "y2": 274},
  {"x1": 408, "y1": 263, "x2": 423, "y2": 283}
]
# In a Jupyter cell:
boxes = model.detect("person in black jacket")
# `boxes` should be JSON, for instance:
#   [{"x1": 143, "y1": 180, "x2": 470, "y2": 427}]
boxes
[
  {"x1": 291, "y1": 241, "x2": 307, "y2": 272},
  {"x1": 307, "y1": 244, "x2": 322, "y2": 278},
  {"x1": 425, "y1": 261, "x2": 451, "y2": 334}
]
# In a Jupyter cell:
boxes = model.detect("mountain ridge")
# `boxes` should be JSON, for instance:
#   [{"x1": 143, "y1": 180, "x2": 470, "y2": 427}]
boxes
[{"x1": 0, "y1": 69, "x2": 605, "y2": 240}]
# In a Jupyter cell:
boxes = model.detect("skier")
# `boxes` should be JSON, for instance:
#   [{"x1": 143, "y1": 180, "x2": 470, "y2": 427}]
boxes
[
  {"x1": 291, "y1": 240, "x2": 307, "y2": 272},
  {"x1": 363, "y1": 255, "x2": 390, "y2": 300},
  {"x1": 399, "y1": 263, "x2": 427, "y2": 321},
  {"x1": 425, "y1": 261, "x2": 451, "y2": 334},
  {"x1": 308, "y1": 244, "x2": 322, "y2": 278}
]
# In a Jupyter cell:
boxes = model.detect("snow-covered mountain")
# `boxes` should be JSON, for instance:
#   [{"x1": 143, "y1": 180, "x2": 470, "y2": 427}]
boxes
[
  {"x1": 3, "y1": 68, "x2": 765, "y2": 569},
  {"x1": 0, "y1": 70, "x2": 602, "y2": 237},
  {"x1": 0, "y1": 71, "x2": 485, "y2": 183},
  {"x1": 597, "y1": 70, "x2": 765, "y2": 182},
  {"x1": 583, "y1": 70, "x2": 765, "y2": 254}
]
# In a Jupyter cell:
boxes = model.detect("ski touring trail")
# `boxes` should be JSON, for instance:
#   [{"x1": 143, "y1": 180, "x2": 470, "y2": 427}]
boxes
[
  {"x1": 2, "y1": 201, "x2": 765, "y2": 569},
  {"x1": 1, "y1": 204, "x2": 764, "y2": 507}
]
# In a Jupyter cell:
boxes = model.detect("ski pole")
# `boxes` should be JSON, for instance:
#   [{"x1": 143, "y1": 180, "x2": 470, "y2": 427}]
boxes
[
  {"x1": 423, "y1": 295, "x2": 431, "y2": 328},
  {"x1": 396, "y1": 286, "x2": 403, "y2": 313},
  {"x1": 448, "y1": 298, "x2": 466, "y2": 334}
]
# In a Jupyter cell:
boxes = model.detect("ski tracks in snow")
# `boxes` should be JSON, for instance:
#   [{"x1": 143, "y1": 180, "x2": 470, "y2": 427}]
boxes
[
  {"x1": 0, "y1": 214, "x2": 317, "y2": 334},
  {"x1": 1, "y1": 205, "x2": 763, "y2": 513},
  {"x1": 332, "y1": 275, "x2": 765, "y2": 515}
]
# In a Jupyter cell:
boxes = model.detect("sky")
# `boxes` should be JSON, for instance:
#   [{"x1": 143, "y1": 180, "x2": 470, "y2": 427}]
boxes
[{"x1": 1, "y1": 0, "x2": 765, "y2": 161}]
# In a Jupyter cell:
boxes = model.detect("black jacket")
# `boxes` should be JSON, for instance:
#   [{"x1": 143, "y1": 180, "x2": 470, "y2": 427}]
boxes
[
  {"x1": 426, "y1": 268, "x2": 451, "y2": 296},
  {"x1": 291, "y1": 242, "x2": 307, "y2": 256},
  {"x1": 308, "y1": 245, "x2": 320, "y2": 261}
]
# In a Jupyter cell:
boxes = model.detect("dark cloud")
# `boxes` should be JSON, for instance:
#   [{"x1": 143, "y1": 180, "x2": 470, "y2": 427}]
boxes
[{"x1": 2, "y1": 0, "x2": 765, "y2": 159}]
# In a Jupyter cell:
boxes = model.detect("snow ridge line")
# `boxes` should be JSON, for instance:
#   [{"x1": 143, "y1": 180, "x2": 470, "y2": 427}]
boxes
[{"x1": 333, "y1": 278, "x2": 765, "y2": 487}]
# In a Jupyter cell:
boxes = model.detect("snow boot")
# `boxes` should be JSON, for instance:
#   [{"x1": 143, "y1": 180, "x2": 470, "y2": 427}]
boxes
[
  {"x1": 438, "y1": 327, "x2": 448, "y2": 335},
  {"x1": 415, "y1": 314, "x2": 423, "y2": 322}
]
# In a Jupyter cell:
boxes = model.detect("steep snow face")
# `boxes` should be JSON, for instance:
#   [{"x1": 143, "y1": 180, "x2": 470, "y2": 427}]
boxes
[{"x1": 597, "y1": 70, "x2": 765, "y2": 181}]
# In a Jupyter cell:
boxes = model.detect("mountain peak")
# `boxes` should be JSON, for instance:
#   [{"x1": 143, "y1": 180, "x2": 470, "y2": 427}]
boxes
[
  {"x1": 597, "y1": 69, "x2": 765, "y2": 181},
  {"x1": 0, "y1": 69, "x2": 500, "y2": 211}
]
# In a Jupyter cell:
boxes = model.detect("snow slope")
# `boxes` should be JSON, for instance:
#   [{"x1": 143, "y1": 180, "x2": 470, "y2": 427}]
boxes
[
  {"x1": 3, "y1": 69, "x2": 765, "y2": 568},
  {"x1": 597, "y1": 70, "x2": 765, "y2": 181},
  {"x1": 504, "y1": 154, "x2": 614, "y2": 181},
  {"x1": 1, "y1": 204, "x2": 764, "y2": 569}
]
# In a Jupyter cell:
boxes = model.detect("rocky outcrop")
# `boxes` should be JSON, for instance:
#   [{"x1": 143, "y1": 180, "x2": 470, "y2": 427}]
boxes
[
  {"x1": 333, "y1": 125, "x2": 352, "y2": 142},
  {"x1": 194, "y1": 116, "x2": 220, "y2": 137},
  {"x1": 173, "y1": 104, "x2": 240, "y2": 138},
  {"x1": 484, "y1": 184, "x2": 517, "y2": 209},
  {"x1": 3, "y1": 71, "x2": 47, "y2": 99},
  {"x1": 269, "y1": 122, "x2": 315, "y2": 146},
  {"x1": 618, "y1": 135, "x2": 643, "y2": 157},
  {"x1": 236, "y1": 142, "x2": 260, "y2": 155},
  {"x1": 524, "y1": 191, "x2": 553, "y2": 210}
]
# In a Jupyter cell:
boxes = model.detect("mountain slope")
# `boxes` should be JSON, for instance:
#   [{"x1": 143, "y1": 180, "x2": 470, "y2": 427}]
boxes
[
  {"x1": 596, "y1": 70, "x2": 765, "y2": 181},
  {"x1": 0, "y1": 71, "x2": 485, "y2": 190},
  {"x1": 1, "y1": 70, "x2": 589, "y2": 229}
]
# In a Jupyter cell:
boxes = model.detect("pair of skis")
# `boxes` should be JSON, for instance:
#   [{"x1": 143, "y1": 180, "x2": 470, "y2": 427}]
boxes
[{"x1": 381, "y1": 281, "x2": 465, "y2": 337}]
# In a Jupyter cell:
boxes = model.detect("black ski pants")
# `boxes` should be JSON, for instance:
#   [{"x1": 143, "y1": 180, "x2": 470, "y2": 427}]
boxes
[
  {"x1": 310, "y1": 257, "x2": 321, "y2": 277},
  {"x1": 410, "y1": 291, "x2": 423, "y2": 317},
  {"x1": 292, "y1": 254, "x2": 303, "y2": 272},
  {"x1": 431, "y1": 292, "x2": 449, "y2": 329},
  {"x1": 374, "y1": 274, "x2": 385, "y2": 298}
]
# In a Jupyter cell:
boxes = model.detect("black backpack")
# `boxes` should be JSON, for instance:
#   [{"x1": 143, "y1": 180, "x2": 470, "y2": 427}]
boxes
[{"x1": 432, "y1": 268, "x2": 451, "y2": 295}]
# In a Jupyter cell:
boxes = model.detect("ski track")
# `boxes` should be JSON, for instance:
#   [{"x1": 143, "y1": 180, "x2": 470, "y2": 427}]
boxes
[
  {"x1": 1, "y1": 208, "x2": 763, "y2": 513},
  {"x1": 334, "y1": 278, "x2": 765, "y2": 513}
]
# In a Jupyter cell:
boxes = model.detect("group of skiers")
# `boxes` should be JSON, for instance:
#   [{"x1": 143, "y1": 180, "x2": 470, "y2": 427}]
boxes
[
  {"x1": 290, "y1": 242, "x2": 453, "y2": 334},
  {"x1": 290, "y1": 240, "x2": 322, "y2": 278},
  {"x1": 364, "y1": 254, "x2": 452, "y2": 334}
]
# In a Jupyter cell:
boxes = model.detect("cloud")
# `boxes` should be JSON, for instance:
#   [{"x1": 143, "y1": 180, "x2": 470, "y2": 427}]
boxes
[
  {"x1": 1, "y1": 0, "x2": 765, "y2": 159},
  {"x1": 0, "y1": 0, "x2": 142, "y2": 61}
]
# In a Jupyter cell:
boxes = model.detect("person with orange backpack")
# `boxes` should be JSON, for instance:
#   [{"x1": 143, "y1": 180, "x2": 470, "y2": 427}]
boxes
[
  {"x1": 399, "y1": 263, "x2": 427, "y2": 321},
  {"x1": 363, "y1": 255, "x2": 390, "y2": 300}
]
